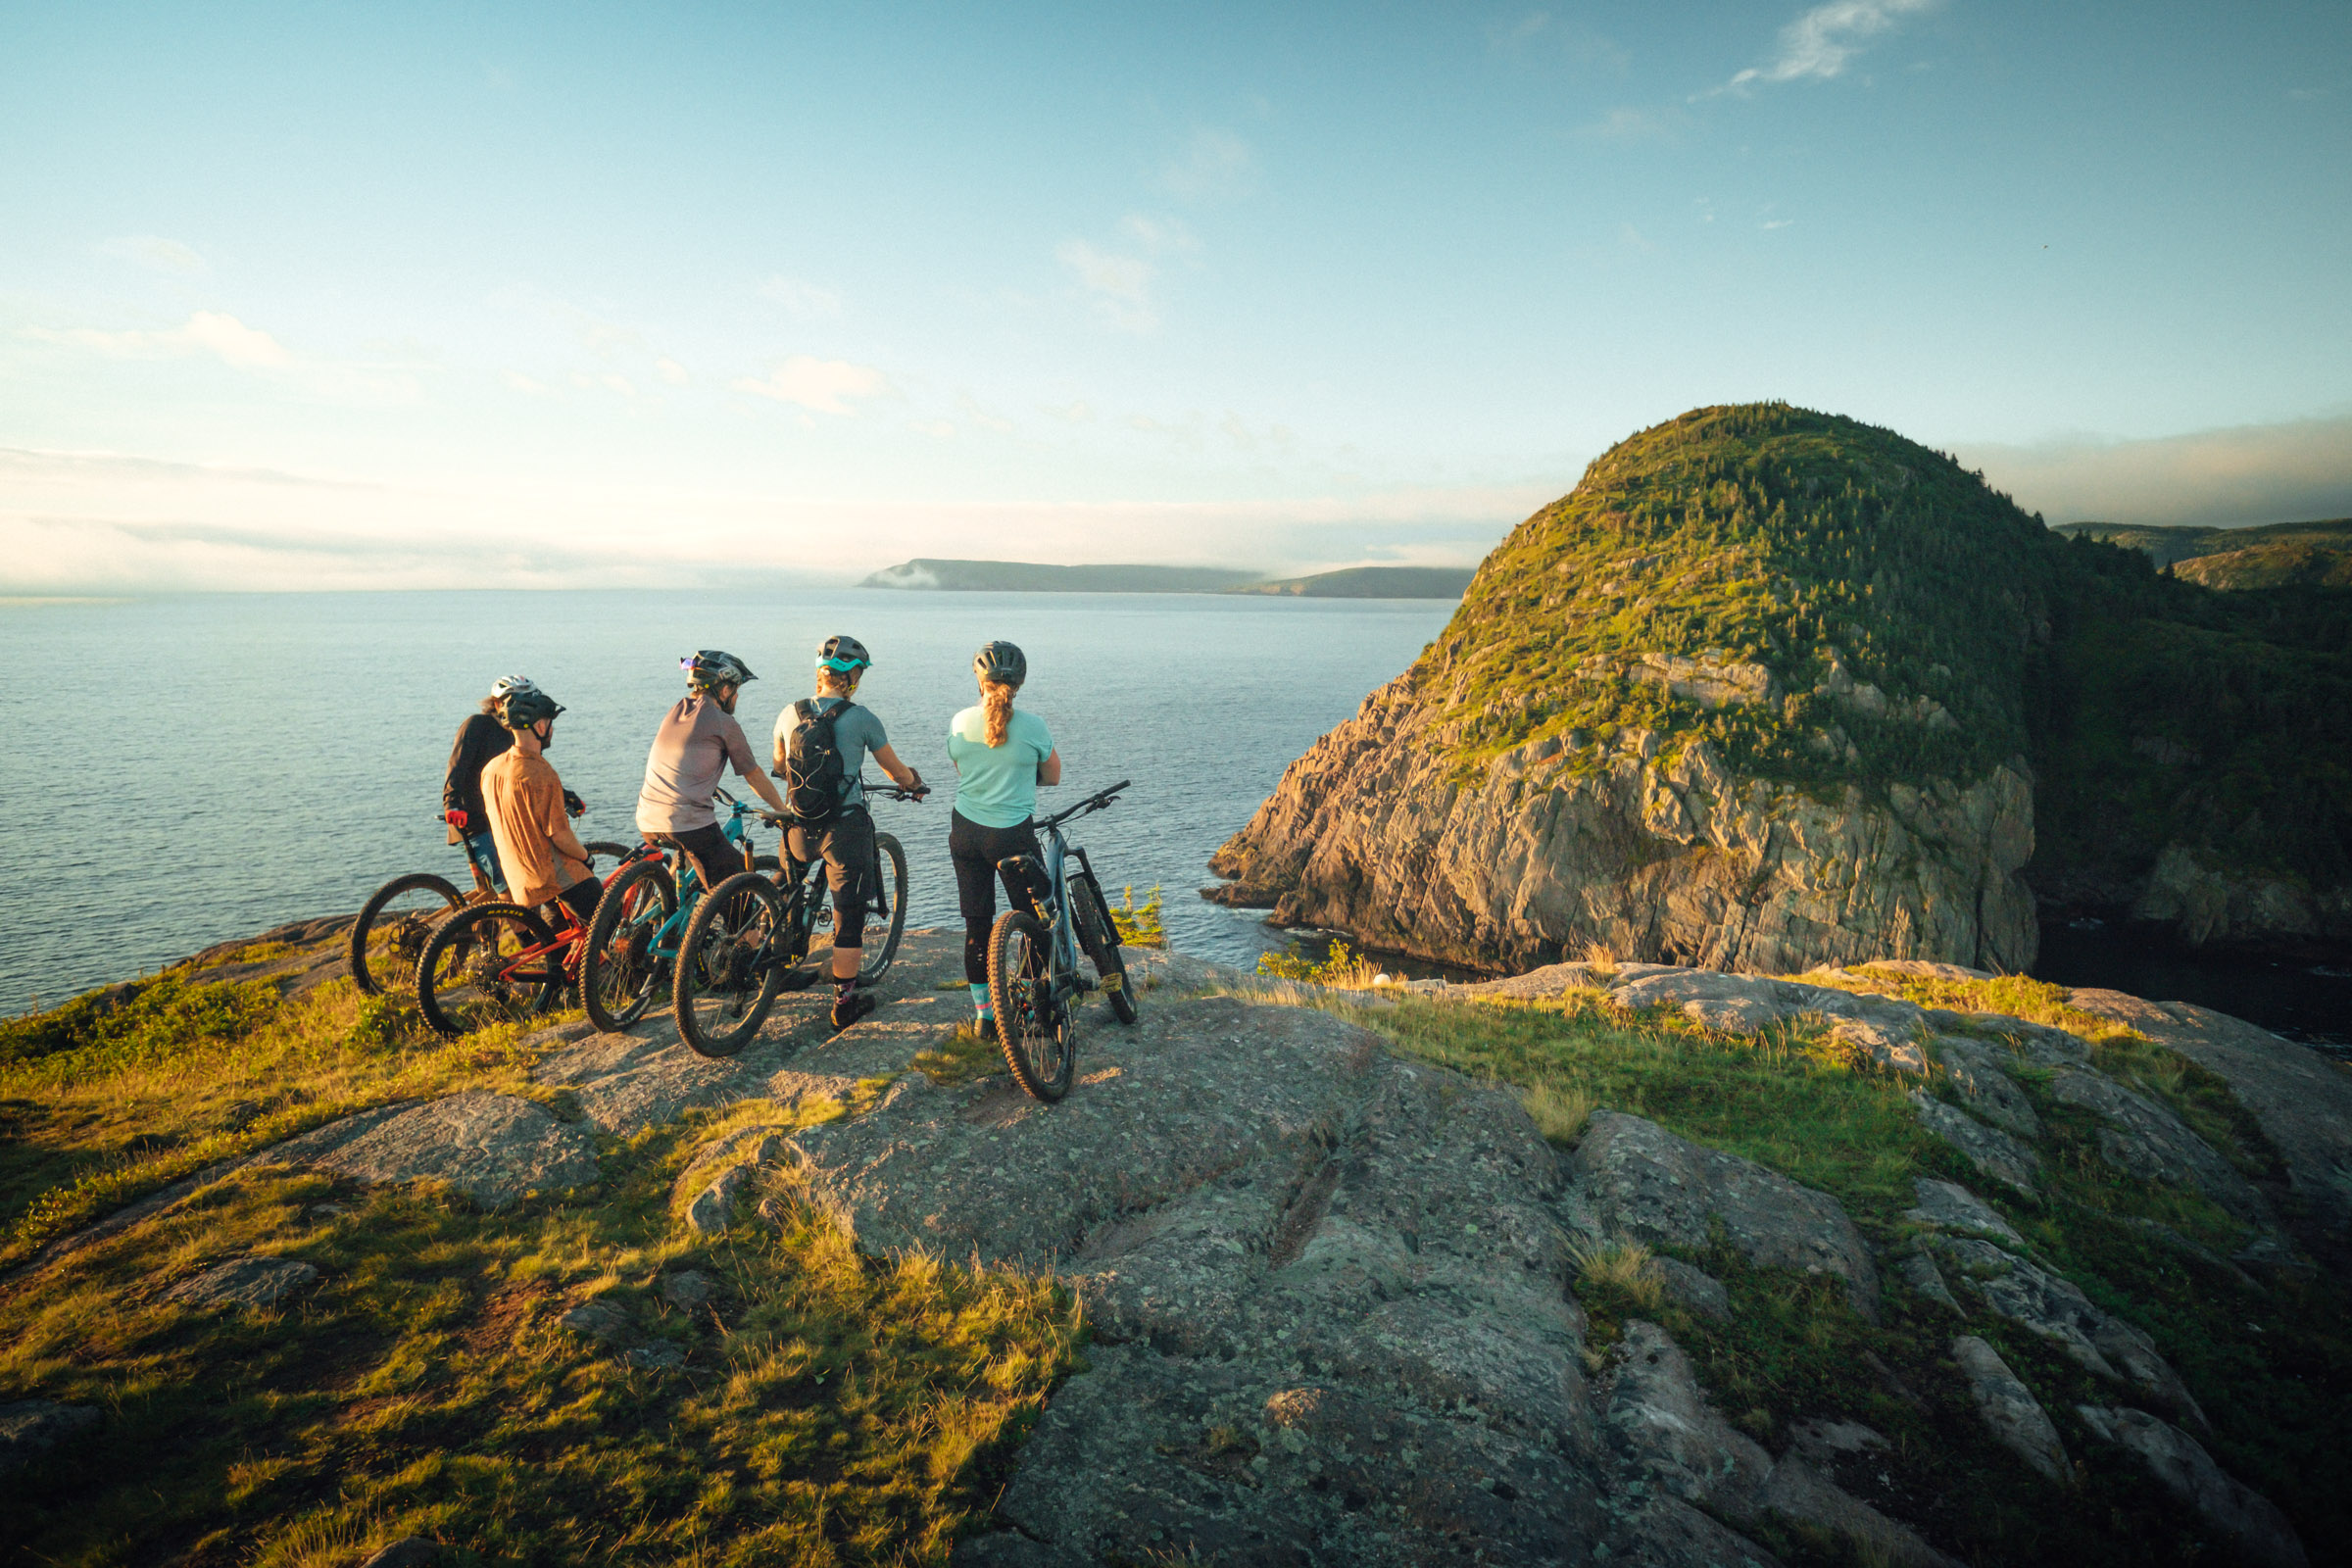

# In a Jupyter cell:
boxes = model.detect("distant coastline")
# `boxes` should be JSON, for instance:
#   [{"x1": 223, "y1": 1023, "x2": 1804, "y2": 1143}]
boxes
[{"x1": 860, "y1": 559, "x2": 1472, "y2": 599}]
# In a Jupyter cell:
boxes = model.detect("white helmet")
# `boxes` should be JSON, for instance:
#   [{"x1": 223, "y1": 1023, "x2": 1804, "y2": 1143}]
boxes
[{"x1": 488, "y1": 674, "x2": 540, "y2": 701}]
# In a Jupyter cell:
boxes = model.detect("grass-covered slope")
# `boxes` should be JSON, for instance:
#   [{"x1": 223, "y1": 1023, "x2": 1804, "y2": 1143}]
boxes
[{"x1": 1415, "y1": 403, "x2": 2069, "y2": 789}]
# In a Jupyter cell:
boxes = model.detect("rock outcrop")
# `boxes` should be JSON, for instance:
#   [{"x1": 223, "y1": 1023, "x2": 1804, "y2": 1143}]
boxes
[{"x1": 1207, "y1": 687, "x2": 2038, "y2": 976}]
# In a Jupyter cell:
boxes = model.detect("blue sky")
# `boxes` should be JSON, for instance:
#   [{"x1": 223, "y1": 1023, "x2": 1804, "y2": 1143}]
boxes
[{"x1": 3, "y1": 1, "x2": 2346, "y2": 589}]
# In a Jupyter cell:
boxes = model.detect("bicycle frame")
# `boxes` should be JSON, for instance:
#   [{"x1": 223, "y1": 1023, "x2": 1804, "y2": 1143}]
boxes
[
  {"x1": 626, "y1": 798, "x2": 762, "y2": 961},
  {"x1": 998, "y1": 780, "x2": 1129, "y2": 1009}
]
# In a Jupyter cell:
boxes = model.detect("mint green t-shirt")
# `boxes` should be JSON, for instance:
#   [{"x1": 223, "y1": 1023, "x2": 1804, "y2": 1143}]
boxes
[{"x1": 947, "y1": 706, "x2": 1054, "y2": 829}]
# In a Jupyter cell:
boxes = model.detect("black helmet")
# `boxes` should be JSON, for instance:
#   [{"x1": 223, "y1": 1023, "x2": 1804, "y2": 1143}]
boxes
[
  {"x1": 499, "y1": 690, "x2": 564, "y2": 730},
  {"x1": 488, "y1": 674, "x2": 540, "y2": 701},
  {"x1": 818, "y1": 635, "x2": 872, "y2": 674},
  {"x1": 682, "y1": 650, "x2": 756, "y2": 690},
  {"x1": 973, "y1": 640, "x2": 1026, "y2": 686}
]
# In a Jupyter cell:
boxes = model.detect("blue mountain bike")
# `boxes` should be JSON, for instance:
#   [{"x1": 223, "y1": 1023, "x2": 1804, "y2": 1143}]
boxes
[
  {"x1": 988, "y1": 781, "x2": 1138, "y2": 1102},
  {"x1": 577, "y1": 791, "x2": 773, "y2": 1034}
]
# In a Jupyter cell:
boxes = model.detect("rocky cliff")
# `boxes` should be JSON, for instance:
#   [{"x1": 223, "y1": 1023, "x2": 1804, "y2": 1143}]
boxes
[{"x1": 1212, "y1": 405, "x2": 2352, "y2": 968}]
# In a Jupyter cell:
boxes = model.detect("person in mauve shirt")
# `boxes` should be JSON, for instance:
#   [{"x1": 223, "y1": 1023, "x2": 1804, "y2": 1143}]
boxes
[
  {"x1": 634, "y1": 650, "x2": 790, "y2": 891},
  {"x1": 479, "y1": 689, "x2": 604, "y2": 925}
]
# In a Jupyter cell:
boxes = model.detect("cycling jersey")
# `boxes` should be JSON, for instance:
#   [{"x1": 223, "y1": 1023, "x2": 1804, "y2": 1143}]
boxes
[
  {"x1": 637, "y1": 695, "x2": 760, "y2": 835},
  {"x1": 482, "y1": 750, "x2": 592, "y2": 907},
  {"x1": 947, "y1": 706, "x2": 1054, "y2": 829}
]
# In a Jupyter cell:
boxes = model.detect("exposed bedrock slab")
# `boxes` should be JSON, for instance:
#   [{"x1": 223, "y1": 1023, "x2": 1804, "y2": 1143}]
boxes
[
  {"x1": 2077, "y1": 1405, "x2": 2307, "y2": 1568},
  {"x1": 534, "y1": 929, "x2": 968, "y2": 1135},
  {"x1": 267, "y1": 1092, "x2": 599, "y2": 1209},
  {"x1": 1598, "y1": 1322, "x2": 1959, "y2": 1568},
  {"x1": 1910, "y1": 1093, "x2": 2040, "y2": 1196},
  {"x1": 1932, "y1": 1036, "x2": 2042, "y2": 1139},
  {"x1": 163, "y1": 1255, "x2": 319, "y2": 1312},
  {"x1": 2046, "y1": 1067, "x2": 2277, "y2": 1228},
  {"x1": 1934, "y1": 1236, "x2": 2205, "y2": 1427},
  {"x1": 1566, "y1": 1111, "x2": 1880, "y2": 1318},
  {"x1": 0, "y1": 1399, "x2": 101, "y2": 1475},
  {"x1": 1904, "y1": 1177, "x2": 2024, "y2": 1248},
  {"x1": 1950, "y1": 1335, "x2": 2067, "y2": 1481},
  {"x1": 2069, "y1": 990, "x2": 2352, "y2": 1265}
]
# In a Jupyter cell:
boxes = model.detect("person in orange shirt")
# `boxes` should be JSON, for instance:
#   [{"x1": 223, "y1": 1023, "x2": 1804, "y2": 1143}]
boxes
[{"x1": 480, "y1": 689, "x2": 604, "y2": 927}]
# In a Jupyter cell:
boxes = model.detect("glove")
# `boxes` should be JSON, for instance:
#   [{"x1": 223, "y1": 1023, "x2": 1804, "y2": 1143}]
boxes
[
  {"x1": 562, "y1": 789, "x2": 585, "y2": 818},
  {"x1": 445, "y1": 808, "x2": 469, "y2": 831}
]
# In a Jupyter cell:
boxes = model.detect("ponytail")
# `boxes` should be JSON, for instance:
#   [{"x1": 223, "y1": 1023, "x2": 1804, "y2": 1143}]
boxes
[{"x1": 981, "y1": 680, "x2": 1017, "y2": 748}]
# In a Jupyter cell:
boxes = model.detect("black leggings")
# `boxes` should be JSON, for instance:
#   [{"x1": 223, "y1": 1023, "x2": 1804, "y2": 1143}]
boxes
[
  {"x1": 555, "y1": 875, "x2": 603, "y2": 924},
  {"x1": 951, "y1": 810, "x2": 1042, "y2": 984}
]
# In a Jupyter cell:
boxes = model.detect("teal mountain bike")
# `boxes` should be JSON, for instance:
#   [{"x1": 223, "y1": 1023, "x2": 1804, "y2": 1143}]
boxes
[
  {"x1": 577, "y1": 791, "x2": 774, "y2": 1034},
  {"x1": 988, "y1": 781, "x2": 1138, "y2": 1102}
]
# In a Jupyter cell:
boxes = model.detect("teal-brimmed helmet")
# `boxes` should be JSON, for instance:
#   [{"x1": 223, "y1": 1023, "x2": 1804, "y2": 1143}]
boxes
[{"x1": 818, "y1": 634, "x2": 871, "y2": 674}]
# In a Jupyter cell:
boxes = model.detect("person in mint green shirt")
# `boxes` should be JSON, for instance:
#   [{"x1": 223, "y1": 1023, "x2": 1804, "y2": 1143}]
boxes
[{"x1": 948, "y1": 641, "x2": 1061, "y2": 1028}]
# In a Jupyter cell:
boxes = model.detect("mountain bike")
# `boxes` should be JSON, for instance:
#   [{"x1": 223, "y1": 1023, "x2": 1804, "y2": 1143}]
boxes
[
  {"x1": 576, "y1": 791, "x2": 775, "y2": 1034},
  {"x1": 987, "y1": 781, "x2": 1138, "y2": 1102},
  {"x1": 414, "y1": 896, "x2": 598, "y2": 1038},
  {"x1": 348, "y1": 804, "x2": 628, "y2": 996},
  {"x1": 670, "y1": 779, "x2": 922, "y2": 1059}
]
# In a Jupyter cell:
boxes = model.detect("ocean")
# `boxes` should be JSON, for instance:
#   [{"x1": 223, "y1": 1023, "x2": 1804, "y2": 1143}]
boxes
[{"x1": 0, "y1": 589, "x2": 1454, "y2": 1014}]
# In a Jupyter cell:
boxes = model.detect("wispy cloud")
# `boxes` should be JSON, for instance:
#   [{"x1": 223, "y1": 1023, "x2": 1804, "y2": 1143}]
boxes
[
  {"x1": 731, "y1": 356, "x2": 891, "y2": 415},
  {"x1": 97, "y1": 235, "x2": 208, "y2": 275},
  {"x1": 1119, "y1": 214, "x2": 1198, "y2": 255},
  {"x1": 1056, "y1": 239, "x2": 1157, "y2": 332},
  {"x1": 1955, "y1": 413, "x2": 2352, "y2": 528},
  {"x1": 655, "y1": 356, "x2": 690, "y2": 386},
  {"x1": 1162, "y1": 128, "x2": 1255, "y2": 201},
  {"x1": 27, "y1": 310, "x2": 291, "y2": 369},
  {"x1": 1712, "y1": 0, "x2": 1935, "y2": 95},
  {"x1": 758, "y1": 274, "x2": 843, "y2": 319}
]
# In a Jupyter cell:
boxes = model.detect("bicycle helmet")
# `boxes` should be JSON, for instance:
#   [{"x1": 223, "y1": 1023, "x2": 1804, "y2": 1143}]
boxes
[
  {"x1": 817, "y1": 634, "x2": 871, "y2": 673},
  {"x1": 973, "y1": 640, "x2": 1026, "y2": 687},
  {"x1": 499, "y1": 689, "x2": 564, "y2": 730},
  {"x1": 487, "y1": 674, "x2": 540, "y2": 700},
  {"x1": 682, "y1": 650, "x2": 757, "y2": 690}
]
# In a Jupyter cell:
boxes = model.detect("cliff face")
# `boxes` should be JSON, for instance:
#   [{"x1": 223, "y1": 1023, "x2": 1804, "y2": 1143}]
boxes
[
  {"x1": 1214, "y1": 405, "x2": 2352, "y2": 970},
  {"x1": 1210, "y1": 673, "x2": 2037, "y2": 974}
]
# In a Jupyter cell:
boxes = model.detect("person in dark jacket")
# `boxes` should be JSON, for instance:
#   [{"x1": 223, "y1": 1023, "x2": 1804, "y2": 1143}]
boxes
[{"x1": 444, "y1": 675, "x2": 581, "y2": 893}]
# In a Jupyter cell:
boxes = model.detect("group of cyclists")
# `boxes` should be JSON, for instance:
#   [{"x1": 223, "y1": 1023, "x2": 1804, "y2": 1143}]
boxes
[{"x1": 441, "y1": 635, "x2": 1060, "y2": 1034}]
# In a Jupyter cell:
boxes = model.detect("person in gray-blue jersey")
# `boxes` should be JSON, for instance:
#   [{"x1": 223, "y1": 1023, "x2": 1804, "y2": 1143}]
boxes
[
  {"x1": 946, "y1": 640, "x2": 1061, "y2": 1030},
  {"x1": 772, "y1": 634, "x2": 927, "y2": 1030}
]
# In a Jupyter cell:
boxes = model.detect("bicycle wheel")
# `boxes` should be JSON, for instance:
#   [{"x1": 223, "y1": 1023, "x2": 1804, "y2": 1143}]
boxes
[
  {"x1": 349, "y1": 872, "x2": 464, "y2": 997},
  {"x1": 1068, "y1": 871, "x2": 1138, "y2": 1025},
  {"x1": 416, "y1": 902, "x2": 561, "y2": 1039},
  {"x1": 584, "y1": 840, "x2": 632, "y2": 869},
  {"x1": 581, "y1": 858, "x2": 677, "y2": 1032},
  {"x1": 858, "y1": 831, "x2": 908, "y2": 986},
  {"x1": 674, "y1": 871, "x2": 786, "y2": 1058},
  {"x1": 989, "y1": 910, "x2": 1073, "y2": 1102}
]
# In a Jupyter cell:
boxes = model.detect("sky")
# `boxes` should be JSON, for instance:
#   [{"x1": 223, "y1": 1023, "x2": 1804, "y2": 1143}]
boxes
[{"x1": 2, "y1": 1, "x2": 2347, "y2": 590}]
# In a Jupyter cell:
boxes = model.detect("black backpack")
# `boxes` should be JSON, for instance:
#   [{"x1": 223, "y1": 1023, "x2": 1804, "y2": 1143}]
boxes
[{"x1": 782, "y1": 698, "x2": 858, "y2": 822}]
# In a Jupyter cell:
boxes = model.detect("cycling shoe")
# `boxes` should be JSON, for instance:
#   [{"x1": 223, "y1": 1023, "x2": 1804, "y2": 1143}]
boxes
[{"x1": 830, "y1": 990, "x2": 878, "y2": 1032}]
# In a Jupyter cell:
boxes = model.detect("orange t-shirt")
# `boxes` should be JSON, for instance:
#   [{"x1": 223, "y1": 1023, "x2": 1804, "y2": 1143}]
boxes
[{"x1": 481, "y1": 750, "x2": 591, "y2": 908}]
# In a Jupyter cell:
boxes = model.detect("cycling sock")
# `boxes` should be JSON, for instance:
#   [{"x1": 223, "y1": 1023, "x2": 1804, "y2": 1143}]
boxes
[{"x1": 968, "y1": 982, "x2": 992, "y2": 1019}]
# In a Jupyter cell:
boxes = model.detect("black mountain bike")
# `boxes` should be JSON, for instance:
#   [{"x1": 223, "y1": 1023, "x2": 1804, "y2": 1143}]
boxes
[
  {"x1": 988, "y1": 780, "x2": 1138, "y2": 1102},
  {"x1": 670, "y1": 779, "x2": 922, "y2": 1058}
]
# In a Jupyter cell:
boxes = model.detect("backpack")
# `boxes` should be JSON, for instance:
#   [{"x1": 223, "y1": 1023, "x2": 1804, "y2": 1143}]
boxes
[{"x1": 782, "y1": 698, "x2": 858, "y2": 822}]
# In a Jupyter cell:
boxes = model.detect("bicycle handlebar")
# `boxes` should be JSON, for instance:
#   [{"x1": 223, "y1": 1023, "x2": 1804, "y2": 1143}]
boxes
[{"x1": 1038, "y1": 779, "x2": 1130, "y2": 831}]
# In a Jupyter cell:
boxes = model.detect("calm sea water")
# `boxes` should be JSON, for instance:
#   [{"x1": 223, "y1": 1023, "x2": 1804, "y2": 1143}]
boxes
[{"x1": 0, "y1": 590, "x2": 1453, "y2": 1013}]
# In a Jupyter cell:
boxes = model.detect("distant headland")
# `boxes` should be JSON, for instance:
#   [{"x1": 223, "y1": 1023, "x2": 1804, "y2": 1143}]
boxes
[{"x1": 859, "y1": 559, "x2": 1473, "y2": 598}]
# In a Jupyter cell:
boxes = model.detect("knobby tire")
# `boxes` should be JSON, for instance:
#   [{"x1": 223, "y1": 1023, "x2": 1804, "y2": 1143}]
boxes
[
  {"x1": 1068, "y1": 871, "x2": 1138, "y2": 1025},
  {"x1": 581, "y1": 858, "x2": 676, "y2": 1033},
  {"x1": 674, "y1": 870, "x2": 785, "y2": 1058},
  {"x1": 858, "y1": 831, "x2": 908, "y2": 986},
  {"x1": 416, "y1": 901, "x2": 560, "y2": 1039},
  {"x1": 988, "y1": 909, "x2": 1073, "y2": 1102},
  {"x1": 349, "y1": 871, "x2": 464, "y2": 997}
]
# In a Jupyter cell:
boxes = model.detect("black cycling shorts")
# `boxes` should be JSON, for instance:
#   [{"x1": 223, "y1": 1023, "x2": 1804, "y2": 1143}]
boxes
[
  {"x1": 789, "y1": 806, "x2": 873, "y2": 948},
  {"x1": 650, "y1": 824, "x2": 744, "y2": 892}
]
